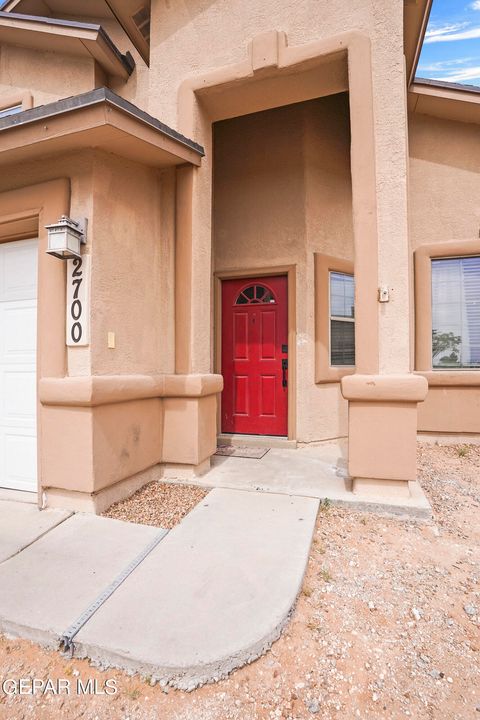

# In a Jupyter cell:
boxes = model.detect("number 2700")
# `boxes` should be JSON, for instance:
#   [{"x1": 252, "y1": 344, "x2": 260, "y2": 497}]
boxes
[{"x1": 70, "y1": 257, "x2": 83, "y2": 343}]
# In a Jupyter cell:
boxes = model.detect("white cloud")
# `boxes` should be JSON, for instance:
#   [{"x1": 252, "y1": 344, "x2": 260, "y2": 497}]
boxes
[
  {"x1": 424, "y1": 26, "x2": 480, "y2": 43},
  {"x1": 425, "y1": 22, "x2": 469, "y2": 39},
  {"x1": 418, "y1": 57, "x2": 477, "y2": 72},
  {"x1": 432, "y1": 66, "x2": 480, "y2": 83},
  {"x1": 470, "y1": 1, "x2": 480, "y2": 9}
]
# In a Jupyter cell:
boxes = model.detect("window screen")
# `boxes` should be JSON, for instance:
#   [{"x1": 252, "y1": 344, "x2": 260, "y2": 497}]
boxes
[
  {"x1": 432, "y1": 256, "x2": 480, "y2": 369},
  {"x1": 330, "y1": 271, "x2": 355, "y2": 366}
]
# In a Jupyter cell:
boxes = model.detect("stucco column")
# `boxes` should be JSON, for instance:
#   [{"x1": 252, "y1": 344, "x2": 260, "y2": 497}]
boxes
[
  {"x1": 342, "y1": 31, "x2": 428, "y2": 497},
  {"x1": 175, "y1": 123, "x2": 212, "y2": 375},
  {"x1": 172, "y1": 138, "x2": 221, "y2": 475}
]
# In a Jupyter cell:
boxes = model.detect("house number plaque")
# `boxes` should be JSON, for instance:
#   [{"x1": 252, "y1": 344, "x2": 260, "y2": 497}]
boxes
[{"x1": 66, "y1": 255, "x2": 90, "y2": 346}]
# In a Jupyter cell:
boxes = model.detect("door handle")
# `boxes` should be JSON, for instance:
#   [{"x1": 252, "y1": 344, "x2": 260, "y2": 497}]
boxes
[{"x1": 282, "y1": 358, "x2": 288, "y2": 388}]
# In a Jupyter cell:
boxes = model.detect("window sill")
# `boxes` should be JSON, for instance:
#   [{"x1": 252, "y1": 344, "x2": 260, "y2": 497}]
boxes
[{"x1": 415, "y1": 370, "x2": 480, "y2": 387}]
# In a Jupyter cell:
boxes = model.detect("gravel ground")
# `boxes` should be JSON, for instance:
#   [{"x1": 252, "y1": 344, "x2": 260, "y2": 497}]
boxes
[
  {"x1": 101, "y1": 482, "x2": 209, "y2": 529},
  {"x1": 1, "y1": 443, "x2": 479, "y2": 720}
]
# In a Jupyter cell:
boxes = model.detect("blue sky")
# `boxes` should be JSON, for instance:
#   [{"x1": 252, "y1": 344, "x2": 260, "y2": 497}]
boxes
[{"x1": 417, "y1": 0, "x2": 480, "y2": 86}]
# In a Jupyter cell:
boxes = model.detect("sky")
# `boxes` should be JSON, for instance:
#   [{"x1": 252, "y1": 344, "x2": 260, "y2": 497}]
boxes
[{"x1": 417, "y1": 0, "x2": 480, "y2": 86}]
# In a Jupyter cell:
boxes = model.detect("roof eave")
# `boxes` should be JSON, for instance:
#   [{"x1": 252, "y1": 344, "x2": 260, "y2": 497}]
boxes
[
  {"x1": 0, "y1": 87, "x2": 204, "y2": 167},
  {"x1": 409, "y1": 78, "x2": 480, "y2": 124},
  {"x1": 404, "y1": 0, "x2": 433, "y2": 88},
  {"x1": 0, "y1": 10, "x2": 134, "y2": 79}
]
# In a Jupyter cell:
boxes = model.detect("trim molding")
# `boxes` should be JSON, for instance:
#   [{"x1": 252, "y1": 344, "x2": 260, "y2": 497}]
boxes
[{"x1": 39, "y1": 373, "x2": 224, "y2": 407}]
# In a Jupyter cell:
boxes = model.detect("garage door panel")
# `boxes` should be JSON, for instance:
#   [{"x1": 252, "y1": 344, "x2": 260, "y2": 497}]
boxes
[
  {"x1": 2, "y1": 369, "x2": 37, "y2": 423},
  {"x1": 0, "y1": 239, "x2": 38, "y2": 493},
  {"x1": 0, "y1": 239, "x2": 38, "y2": 301},
  {"x1": 2, "y1": 432, "x2": 37, "y2": 491},
  {"x1": 0, "y1": 303, "x2": 37, "y2": 361}
]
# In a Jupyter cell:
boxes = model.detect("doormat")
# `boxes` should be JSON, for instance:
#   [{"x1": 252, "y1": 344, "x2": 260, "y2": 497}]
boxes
[{"x1": 214, "y1": 445, "x2": 270, "y2": 459}]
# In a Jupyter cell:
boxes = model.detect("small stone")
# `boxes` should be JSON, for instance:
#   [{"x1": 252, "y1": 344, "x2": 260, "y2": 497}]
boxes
[
  {"x1": 372, "y1": 693, "x2": 379, "y2": 702},
  {"x1": 307, "y1": 699, "x2": 320, "y2": 714},
  {"x1": 430, "y1": 669, "x2": 441, "y2": 679},
  {"x1": 368, "y1": 601, "x2": 376, "y2": 610},
  {"x1": 447, "y1": 677, "x2": 453, "y2": 684},
  {"x1": 464, "y1": 605, "x2": 476, "y2": 618},
  {"x1": 411, "y1": 608, "x2": 421, "y2": 621}
]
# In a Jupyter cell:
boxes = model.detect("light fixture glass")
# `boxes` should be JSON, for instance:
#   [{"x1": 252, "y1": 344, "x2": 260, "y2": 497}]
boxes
[{"x1": 45, "y1": 216, "x2": 87, "y2": 259}]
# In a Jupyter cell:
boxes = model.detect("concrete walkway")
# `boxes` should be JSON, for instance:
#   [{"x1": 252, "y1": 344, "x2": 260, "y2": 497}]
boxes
[
  {"x1": 0, "y1": 489, "x2": 318, "y2": 688},
  {"x1": 0, "y1": 500, "x2": 71, "y2": 564},
  {"x1": 196, "y1": 442, "x2": 432, "y2": 520}
]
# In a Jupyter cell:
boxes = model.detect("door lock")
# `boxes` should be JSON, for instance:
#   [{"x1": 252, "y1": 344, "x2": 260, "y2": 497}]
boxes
[{"x1": 282, "y1": 358, "x2": 288, "y2": 388}]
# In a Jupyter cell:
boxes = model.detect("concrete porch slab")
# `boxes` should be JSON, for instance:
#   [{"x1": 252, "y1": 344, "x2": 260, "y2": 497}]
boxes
[
  {"x1": 0, "y1": 501, "x2": 71, "y2": 564},
  {"x1": 189, "y1": 442, "x2": 432, "y2": 520},
  {"x1": 74, "y1": 488, "x2": 319, "y2": 689},
  {"x1": 0, "y1": 513, "x2": 159, "y2": 646}
]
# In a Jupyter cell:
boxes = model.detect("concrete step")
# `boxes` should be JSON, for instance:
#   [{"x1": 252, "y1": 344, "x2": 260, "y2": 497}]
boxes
[{"x1": 217, "y1": 433, "x2": 297, "y2": 449}]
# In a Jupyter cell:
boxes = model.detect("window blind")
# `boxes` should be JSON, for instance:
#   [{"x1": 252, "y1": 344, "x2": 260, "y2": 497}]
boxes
[{"x1": 432, "y1": 256, "x2": 480, "y2": 369}]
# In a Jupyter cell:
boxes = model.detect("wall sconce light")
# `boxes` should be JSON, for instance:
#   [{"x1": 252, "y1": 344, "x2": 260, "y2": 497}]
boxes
[{"x1": 45, "y1": 216, "x2": 87, "y2": 259}]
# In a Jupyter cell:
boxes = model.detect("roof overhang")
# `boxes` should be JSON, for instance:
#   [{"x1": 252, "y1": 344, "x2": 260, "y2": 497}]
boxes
[
  {"x1": 104, "y1": 0, "x2": 150, "y2": 66},
  {"x1": 404, "y1": 0, "x2": 433, "y2": 86},
  {"x1": 409, "y1": 78, "x2": 480, "y2": 124},
  {"x1": 0, "y1": 87, "x2": 204, "y2": 168},
  {"x1": 1, "y1": 0, "x2": 150, "y2": 65},
  {"x1": 404, "y1": 0, "x2": 480, "y2": 121},
  {"x1": 0, "y1": 10, "x2": 134, "y2": 79}
]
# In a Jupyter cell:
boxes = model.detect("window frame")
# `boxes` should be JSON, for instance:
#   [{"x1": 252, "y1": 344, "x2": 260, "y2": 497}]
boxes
[
  {"x1": 414, "y1": 239, "x2": 480, "y2": 386},
  {"x1": 314, "y1": 253, "x2": 355, "y2": 384},
  {"x1": 329, "y1": 270, "x2": 355, "y2": 368},
  {"x1": 0, "y1": 92, "x2": 33, "y2": 119}
]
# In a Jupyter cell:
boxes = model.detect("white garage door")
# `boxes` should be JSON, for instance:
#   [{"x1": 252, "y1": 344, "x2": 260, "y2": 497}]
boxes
[{"x1": 0, "y1": 239, "x2": 38, "y2": 492}]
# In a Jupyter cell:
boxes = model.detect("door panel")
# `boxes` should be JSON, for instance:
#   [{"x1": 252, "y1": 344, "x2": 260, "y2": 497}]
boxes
[
  {"x1": 0, "y1": 238, "x2": 38, "y2": 492},
  {"x1": 222, "y1": 275, "x2": 288, "y2": 436}
]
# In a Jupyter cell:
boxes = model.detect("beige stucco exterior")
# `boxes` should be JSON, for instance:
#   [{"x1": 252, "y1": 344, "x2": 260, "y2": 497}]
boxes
[{"x1": 0, "y1": 0, "x2": 478, "y2": 510}]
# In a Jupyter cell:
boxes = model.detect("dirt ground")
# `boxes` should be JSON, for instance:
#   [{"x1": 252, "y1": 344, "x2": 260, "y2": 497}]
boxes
[{"x1": 0, "y1": 443, "x2": 479, "y2": 720}]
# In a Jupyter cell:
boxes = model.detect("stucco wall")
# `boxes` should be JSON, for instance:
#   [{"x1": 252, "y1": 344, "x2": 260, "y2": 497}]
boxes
[
  {"x1": 0, "y1": 44, "x2": 98, "y2": 107},
  {"x1": 409, "y1": 113, "x2": 480, "y2": 247},
  {"x1": 0, "y1": 149, "x2": 175, "y2": 379},
  {"x1": 409, "y1": 112, "x2": 480, "y2": 434},
  {"x1": 52, "y1": 14, "x2": 151, "y2": 110},
  {"x1": 87, "y1": 152, "x2": 175, "y2": 377},
  {"x1": 214, "y1": 94, "x2": 354, "y2": 442}
]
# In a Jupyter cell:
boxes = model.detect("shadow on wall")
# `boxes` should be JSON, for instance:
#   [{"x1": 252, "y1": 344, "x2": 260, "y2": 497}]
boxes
[
  {"x1": 151, "y1": 0, "x2": 219, "y2": 44},
  {"x1": 408, "y1": 113, "x2": 480, "y2": 173}
]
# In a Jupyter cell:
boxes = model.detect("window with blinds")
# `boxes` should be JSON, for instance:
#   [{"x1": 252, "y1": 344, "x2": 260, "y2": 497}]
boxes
[
  {"x1": 432, "y1": 256, "x2": 480, "y2": 369},
  {"x1": 330, "y1": 271, "x2": 355, "y2": 366}
]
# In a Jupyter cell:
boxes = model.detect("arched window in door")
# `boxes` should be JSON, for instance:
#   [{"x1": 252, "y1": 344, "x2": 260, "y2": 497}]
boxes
[{"x1": 235, "y1": 284, "x2": 276, "y2": 305}]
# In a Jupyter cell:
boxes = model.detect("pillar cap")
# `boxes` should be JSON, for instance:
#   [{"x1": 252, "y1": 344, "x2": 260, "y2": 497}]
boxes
[{"x1": 341, "y1": 374, "x2": 428, "y2": 402}]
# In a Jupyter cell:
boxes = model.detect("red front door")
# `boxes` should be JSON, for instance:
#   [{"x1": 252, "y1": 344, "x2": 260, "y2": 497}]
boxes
[{"x1": 221, "y1": 276, "x2": 288, "y2": 436}]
